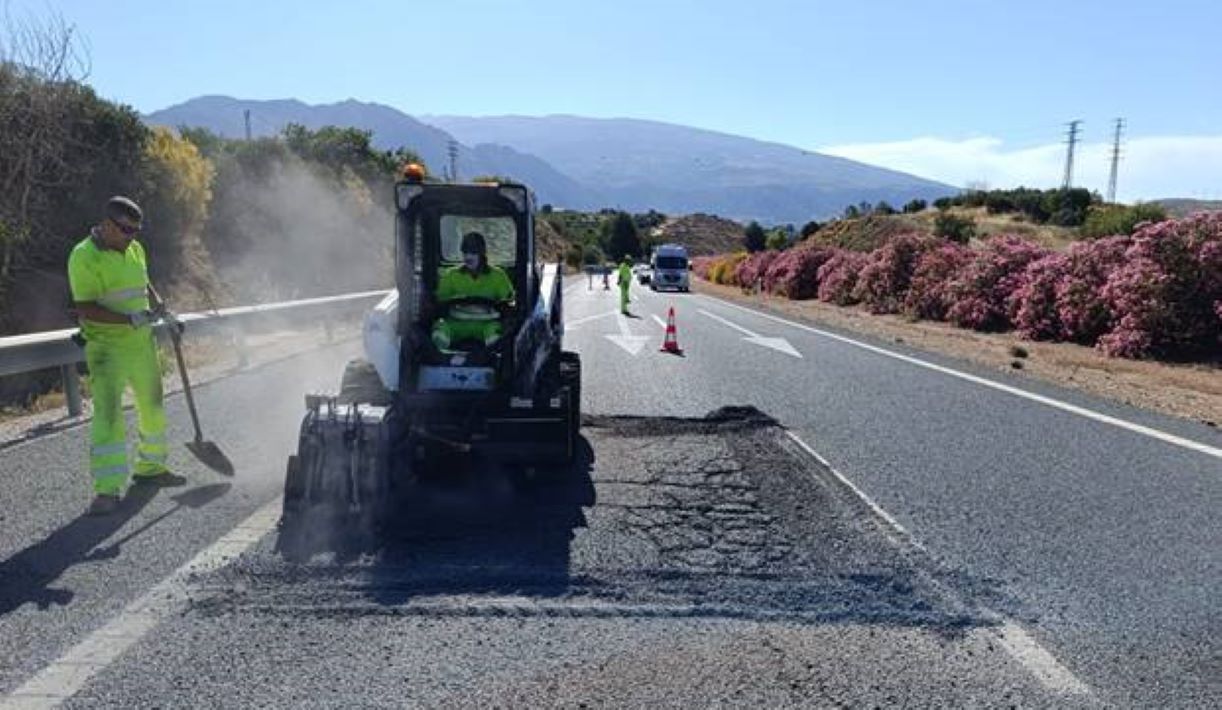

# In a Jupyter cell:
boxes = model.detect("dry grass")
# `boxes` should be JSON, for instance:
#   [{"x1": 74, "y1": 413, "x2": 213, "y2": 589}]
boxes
[{"x1": 697, "y1": 279, "x2": 1222, "y2": 426}]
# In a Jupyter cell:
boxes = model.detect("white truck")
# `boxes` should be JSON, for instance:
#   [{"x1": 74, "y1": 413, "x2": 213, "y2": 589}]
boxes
[{"x1": 649, "y1": 243, "x2": 690, "y2": 292}]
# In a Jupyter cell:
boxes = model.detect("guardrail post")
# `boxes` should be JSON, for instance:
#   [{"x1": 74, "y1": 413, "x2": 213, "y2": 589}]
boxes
[{"x1": 61, "y1": 364, "x2": 82, "y2": 416}]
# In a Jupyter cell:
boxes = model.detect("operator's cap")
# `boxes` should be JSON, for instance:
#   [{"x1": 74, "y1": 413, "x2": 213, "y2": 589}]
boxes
[{"x1": 461, "y1": 231, "x2": 487, "y2": 254}]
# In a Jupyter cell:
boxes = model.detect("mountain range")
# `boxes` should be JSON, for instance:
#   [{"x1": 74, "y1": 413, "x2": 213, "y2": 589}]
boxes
[{"x1": 146, "y1": 96, "x2": 955, "y2": 223}]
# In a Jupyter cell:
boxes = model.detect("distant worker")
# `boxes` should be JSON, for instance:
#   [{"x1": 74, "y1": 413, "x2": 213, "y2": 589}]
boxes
[
  {"x1": 617, "y1": 256, "x2": 633, "y2": 314},
  {"x1": 68, "y1": 197, "x2": 181, "y2": 516},
  {"x1": 432, "y1": 231, "x2": 515, "y2": 350}
]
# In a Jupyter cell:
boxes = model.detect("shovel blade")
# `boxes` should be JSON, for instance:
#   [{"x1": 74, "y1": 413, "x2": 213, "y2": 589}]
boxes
[{"x1": 186, "y1": 440, "x2": 235, "y2": 476}]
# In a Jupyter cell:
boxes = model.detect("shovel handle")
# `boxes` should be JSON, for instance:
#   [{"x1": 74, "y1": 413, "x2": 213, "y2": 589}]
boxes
[{"x1": 168, "y1": 328, "x2": 205, "y2": 443}]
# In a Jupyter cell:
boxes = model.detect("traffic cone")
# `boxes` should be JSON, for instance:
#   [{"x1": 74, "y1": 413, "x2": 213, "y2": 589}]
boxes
[{"x1": 660, "y1": 307, "x2": 683, "y2": 355}]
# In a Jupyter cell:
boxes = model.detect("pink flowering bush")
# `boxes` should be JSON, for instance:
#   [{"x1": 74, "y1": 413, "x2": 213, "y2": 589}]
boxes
[
  {"x1": 735, "y1": 250, "x2": 780, "y2": 290},
  {"x1": 763, "y1": 245, "x2": 837, "y2": 299},
  {"x1": 947, "y1": 236, "x2": 1050, "y2": 331},
  {"x1": 853, "y1": 233, "x2": 938, "y2": 314},
  {"x1": 1096, "y1": 213, "x2": 1222, "y2": 357},
  {"x1": 816, "y1": 250, "x2": 869, "y2": 305},
  {"x1": 1009, "y1": 254, "x2": 1067, "y2": 340},
  {"x1": 903, "y1": 242, "x2": 973, "y2": 320},
  {"x1": 1054, "y1": 235, "x2": 1134, "y2": 343}
]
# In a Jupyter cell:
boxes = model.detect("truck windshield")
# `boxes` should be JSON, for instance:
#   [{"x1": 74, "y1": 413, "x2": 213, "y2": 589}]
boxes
[{"x1": 655, "y1": 256, "x2": 687, "y2": 270}]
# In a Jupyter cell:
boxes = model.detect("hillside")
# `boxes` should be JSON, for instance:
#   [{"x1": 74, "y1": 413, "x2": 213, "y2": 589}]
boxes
[
  {"x1": 148, "y1": 97, "x2": 958, "y2": 223},
  {"x1": 145, "y1": 97, "x2": 593, "y2": 207},
  {"x1": 806, "y1": 208, "x2": 1079, "y2": 253},
  {"x1": 424, "y1": 114, "x2": 955, "y2": 222},
  {"x1": 649, "y1": 214, "x2": 746, "y2": 256},
  {"x1": 1155, "y1": 198, "x2": 1222, "y2": 218}
]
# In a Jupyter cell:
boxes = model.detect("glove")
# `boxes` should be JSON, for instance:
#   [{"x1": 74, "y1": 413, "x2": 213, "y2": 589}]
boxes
[{"x1": 128, "y1": 310, "x2": 154, "y2": 328}]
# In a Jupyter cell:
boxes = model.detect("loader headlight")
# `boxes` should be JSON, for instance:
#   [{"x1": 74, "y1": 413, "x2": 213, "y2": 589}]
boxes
[{"x1": 396, "y1": 184, "x2": 424, "y2": 211}]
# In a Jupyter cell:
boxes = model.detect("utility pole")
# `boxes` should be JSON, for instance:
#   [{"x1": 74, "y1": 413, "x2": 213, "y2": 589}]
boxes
[
  {"x1": 1107, "y1": 118, "x2": 1125, "y2": 203},
  {"x1": 244, "y1": 109, "x2": 252, "y2": 141},
  {"x1": 1062, "y1": 120, "x2": 1082, "y2": 189},
  {"x1": 446, "y1": 139, "x2": 459, "y2": 183}
]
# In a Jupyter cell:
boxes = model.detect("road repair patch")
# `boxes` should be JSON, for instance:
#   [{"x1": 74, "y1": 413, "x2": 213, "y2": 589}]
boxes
[{"x1": 52, "y1": 408, "x2": 1088, "y2": 707}]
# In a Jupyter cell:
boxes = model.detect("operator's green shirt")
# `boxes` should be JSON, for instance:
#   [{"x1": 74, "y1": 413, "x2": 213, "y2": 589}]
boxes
[
  {"x1": 67, "y1": 233, "x2": 151, "y2": 343},
  {"x1": 436, "y1": 264, "x2": 515, "y2": 304}
]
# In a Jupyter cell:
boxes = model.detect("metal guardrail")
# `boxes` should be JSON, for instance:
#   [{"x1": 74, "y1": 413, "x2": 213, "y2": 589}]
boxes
[{"x1": 0, "y1": 289, "x2": 392, "y2": 416}]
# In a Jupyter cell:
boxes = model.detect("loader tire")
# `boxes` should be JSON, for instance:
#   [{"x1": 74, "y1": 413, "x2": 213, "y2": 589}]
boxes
[{"x1": 338, "y1": 358, "x2": 392, "y2": 406}]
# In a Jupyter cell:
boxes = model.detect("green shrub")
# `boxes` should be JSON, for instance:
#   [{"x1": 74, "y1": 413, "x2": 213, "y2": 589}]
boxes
[
  {"x1": 935, "y1": 213, "x2": 976, "y2": 244},
  {"x1": 1080, "y1": 203, "x2": 1168, "y2": 239}
]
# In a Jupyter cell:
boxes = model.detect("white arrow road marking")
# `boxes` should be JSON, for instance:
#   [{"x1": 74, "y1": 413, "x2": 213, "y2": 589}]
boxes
[
  {"x1": 699, "y1": 309, "x2": 802, "y2": 359},
  {"x1": 605, "y1": 313, "x2": 651, "y2": 356},
  {"x1": 566, "y1": 310, "x2": 618, "y2": 331}
]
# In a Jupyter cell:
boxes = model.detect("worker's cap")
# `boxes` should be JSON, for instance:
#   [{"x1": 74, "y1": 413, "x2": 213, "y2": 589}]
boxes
[
  {"x1": 106, "y1": 196, "x2": 143, "y2": 225},
  {"x1": 460, "y1": 231, "x2": 487, "y2": 254}
]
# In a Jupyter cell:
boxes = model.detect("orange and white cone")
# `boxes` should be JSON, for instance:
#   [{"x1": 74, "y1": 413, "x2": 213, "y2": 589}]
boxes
[{"x1": 660, "y1": 307, "x2": 683, "y2": 354}]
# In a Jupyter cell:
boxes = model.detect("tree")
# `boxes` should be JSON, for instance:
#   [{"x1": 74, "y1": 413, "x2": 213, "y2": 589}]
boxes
[
  {"x1": 843, "y1": 204, "x2": 861, "y2": 219},
  {"x1": 902, "y1": 199, "x2": 927, "y2": 214},
  {"x1": 933, "y1": 197, "x2": 953, "y2": 211},
  {"x1": 874, "y1": 201, "x2": 896, "y2": 215},
  {"x1": 765, "y1": 231, "x2": 789, "y2": 251},
  {"x1": 800, "y1": 220, "x2": 822, "y2": 238},
  {"x1": 743, "y1": 221, "x2": 767, "y2": 252},
  {"x1": 602, "y1": 211, "x2": 641, "y2": 261}
]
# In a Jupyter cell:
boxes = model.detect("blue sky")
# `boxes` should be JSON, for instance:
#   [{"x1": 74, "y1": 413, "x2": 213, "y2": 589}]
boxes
[{"x1": 14, "y1": 0, "x2": 1222, "y2": 199}]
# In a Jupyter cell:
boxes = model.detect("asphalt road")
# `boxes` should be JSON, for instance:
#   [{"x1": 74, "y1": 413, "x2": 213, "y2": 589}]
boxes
[{"x1": 0, "y1": 278, "x2": 1218, "y2": 708}]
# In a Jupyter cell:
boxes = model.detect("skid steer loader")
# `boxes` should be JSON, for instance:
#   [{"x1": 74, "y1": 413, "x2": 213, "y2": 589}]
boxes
[{"x1": 279, "y1": 170, "x2": 581, "y2": 533}]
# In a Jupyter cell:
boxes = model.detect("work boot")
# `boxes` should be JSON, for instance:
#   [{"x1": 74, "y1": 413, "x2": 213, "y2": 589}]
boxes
[
  {"x1": 131, "y1": 471, "x2": 187, "y2": 488},
  {"x1": 87, "y1": 493, "x2": 120, "y2": 516}
]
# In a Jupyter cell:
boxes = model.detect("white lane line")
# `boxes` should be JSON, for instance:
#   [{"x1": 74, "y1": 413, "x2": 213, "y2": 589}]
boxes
[
  {"x1": 2, "y1": 497, "x2": 283, "y2": 709},
  {"x1": 705, "y1": 295, "x2": 1221, "y2": 460},
  {"x1": 651, "y1": 314, "x2": 667, "y2": 329},
  {"x1": 699, "y1": 309, "x2": 802, "y2": 359},
  {"x1": 784, "y1": 431, "x2": 1092, "y2": 697},
  {"x1": 566, "y1": 310, "x2": 619, "y2": 330}
]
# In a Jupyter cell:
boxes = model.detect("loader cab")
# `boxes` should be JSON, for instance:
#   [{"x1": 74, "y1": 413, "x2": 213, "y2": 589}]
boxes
[{"x1": 393, "y1": 179, "x2": 542, "y2": 391}]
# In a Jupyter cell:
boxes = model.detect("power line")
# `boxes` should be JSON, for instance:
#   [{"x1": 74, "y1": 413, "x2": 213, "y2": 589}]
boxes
[
  {"x1": 1106, "y1": 118, "x2": 1125, "y2": 203},
  {"x1": 1062, "y1": 120, "x2": 1082, "y2": 189}
]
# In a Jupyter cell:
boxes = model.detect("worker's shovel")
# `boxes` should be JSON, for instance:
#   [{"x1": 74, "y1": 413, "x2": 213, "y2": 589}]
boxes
[{"x1": 166, "y1": 323, "x2": 235, "y2": 476}]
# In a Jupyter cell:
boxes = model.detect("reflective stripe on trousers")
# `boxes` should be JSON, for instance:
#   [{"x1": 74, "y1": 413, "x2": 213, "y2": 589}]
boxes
[{"x1": 86, "y1": 329, "x2": 167, "y2": 493}]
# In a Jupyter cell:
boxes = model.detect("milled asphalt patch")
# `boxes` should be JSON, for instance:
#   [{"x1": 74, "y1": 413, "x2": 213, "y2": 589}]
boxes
[{"x1": 59, "y1": 408, "x2": 1087, "y2": 707}]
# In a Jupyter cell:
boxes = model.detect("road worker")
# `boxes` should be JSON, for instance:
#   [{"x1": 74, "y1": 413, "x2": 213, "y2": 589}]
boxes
[
  {"x1": 68, "y1": 197, "x2": 182, "y2": 516},
  {"x1": 431, "y1": 231, "x2": 515, "y2": 350},
  {"x1": 617, "y1": 256, "x2": 633, "y2": 314}
]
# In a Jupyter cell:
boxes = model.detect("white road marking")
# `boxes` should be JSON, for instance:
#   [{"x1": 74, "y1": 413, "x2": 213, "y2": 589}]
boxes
[
  {"x1": 566, "y1": 310, "x2": 618, "y2": 331},
  {"x1": 604, "y1": 312, "x2": 651, "y2": 356},
  {"x1": 2, "y1": 497, "x2": 284, "y2": 709},
  {"x1": 705, "y1": 295, "x2": 1222, "y2": 461},
  {"x1": 651, "y1": 314, "x2": 667, "y2": 329},
  {"x1": 699, "y1": 309, "x2": 802, "y2": 359},
  {"x1": 784, "y1": 431, "x2": 1092, "y2": 697}
]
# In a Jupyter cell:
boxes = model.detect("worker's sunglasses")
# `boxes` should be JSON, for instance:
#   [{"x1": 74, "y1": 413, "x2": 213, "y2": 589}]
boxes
[{"x1": 110, "y1": 218, "x2": 141, "y2": 236}]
